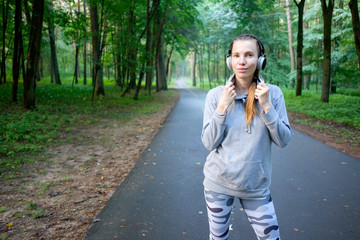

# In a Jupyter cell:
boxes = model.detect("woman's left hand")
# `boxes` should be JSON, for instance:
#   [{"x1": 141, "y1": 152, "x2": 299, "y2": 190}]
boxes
[{"x1": 255, "y1": 83, "x2": 272, "y2": 114}]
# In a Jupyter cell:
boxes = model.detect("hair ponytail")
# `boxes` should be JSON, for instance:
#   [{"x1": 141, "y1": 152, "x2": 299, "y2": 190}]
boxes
[{"x1": 245, "y1": 70, "x2": 259, "y2": 126}]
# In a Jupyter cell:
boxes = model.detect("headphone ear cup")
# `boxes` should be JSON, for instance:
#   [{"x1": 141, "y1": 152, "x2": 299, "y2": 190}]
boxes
[
  {"x1": 257, "y1": 56, "x2": 267, "y2": 71},
  {"x1": 226, "y1": 56, "x2": 232, "y2": 71}
]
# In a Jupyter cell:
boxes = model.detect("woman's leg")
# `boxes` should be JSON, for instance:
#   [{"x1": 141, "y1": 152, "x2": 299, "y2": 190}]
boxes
[
  {"x1": 204, "y1": 189, "x2": 234, "y2": 240},
  {"x1": 240, "y1": 195, "x2": 280, "y2": 240}
]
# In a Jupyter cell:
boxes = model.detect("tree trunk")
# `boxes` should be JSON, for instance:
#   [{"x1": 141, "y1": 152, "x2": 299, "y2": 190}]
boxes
[
  {"x1": 48, "y1": 2, "x2": 61, "y2": 85},
  {"x1": 294, "y1": 0, "x2": 305, "y2": 96},
  {"x1": 145, "y1": 2, "x2": 156, "y2": 94},
  {"x1": 154, "y1": 2, "x2": 168, "y2": 91},
  {"x1": 286, "y1": 0, "x2": 295, "y2": 87},
  {"x1": 20, "y1": 27, "x2": 26, "y2": 81},
  {"x1": 73, "y1": 44, "x2": 79, "y2": 85},
  {"x1": 124, "y1": 4, "x2": 137, "y2": 93},
  {"x1": 199, "y1": 44, "x2": 203, "y2": 88},
  {"x1": 207, "y1": 41, "x2": 212, "y2": 89},
  {"x1": 166, "y1": 46, "x2": 173, "y2": 84},
  {"x1": 23, "y1": 0, "x2": 45, "y2": 109},
  {"x1": 12, "y1": 0, "x2": 21, "y2": 102},
  {"x1": 134, "y1": 0, "x2": 151, "y2": 100},
  {"x1": 83, "y1": 0, "x2": 87, "y2": 85},
  {"x1": 116, "y1": 24, "x2": 122, "y2": 87},
  {"x1": 349, "y1": 0, "x2": 360, "y2": 69},
  {"x1": 191, "y1": 50, "x2": 196, "y2": 86},
  {"x1": 73, "y1": 45, "x2": 79, "y2": 86},
  {"x1": 320, "y1": 0, "x2": 334, "y2": 103},
  {"x1": 89, "y1": 42, "x2": 92, "y2": 79},
  {"x1": 156, "y1": 35, "x2": 167, "y2": 91},
  {"x1": 1, "y1": 0, "x2": 10, "y2": 84},
  {"x1": 72, "y1": 0, "x2": 81, "y2": 85},
  {"x1": 90, "y1": 0, "x2": 105, "y2": 98}
]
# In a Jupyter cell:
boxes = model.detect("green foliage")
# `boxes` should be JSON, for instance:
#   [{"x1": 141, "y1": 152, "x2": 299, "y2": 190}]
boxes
[
  {"x1": 26, "y1": 202, "x2": 44, "y2": 219},
  {"x1": 0, "y1": 206, "x2": 6, "y2": 213},
  {"x1": 0, "y1": 83, "x2": 177, "y2": 175},
  {"x1": 283, "y1": 89, "x2": 360, "y2": 129},
  {"x1": 36, "y1": 181, "x2": 56, "y2": 195}
]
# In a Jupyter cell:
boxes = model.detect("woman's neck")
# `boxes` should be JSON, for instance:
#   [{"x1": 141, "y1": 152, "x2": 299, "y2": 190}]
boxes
[{"x1": 234, "y1": 76, "x2": 253, "y2": 94}]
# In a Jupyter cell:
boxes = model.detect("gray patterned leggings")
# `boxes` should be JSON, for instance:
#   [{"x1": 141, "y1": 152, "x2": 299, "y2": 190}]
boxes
[{"x1": 204, "y1": 189, "x2": 280, "y2": 240}]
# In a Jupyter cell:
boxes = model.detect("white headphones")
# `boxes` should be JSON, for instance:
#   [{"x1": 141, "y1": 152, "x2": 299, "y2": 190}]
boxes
[{"x1": 226, "y1": 34, "x2": 267, "y2": 72}]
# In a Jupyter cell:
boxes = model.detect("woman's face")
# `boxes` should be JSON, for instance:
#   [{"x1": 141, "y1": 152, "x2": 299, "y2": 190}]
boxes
[{"x1": 231, "y1": 39, "x2": 259, "y2": 81}]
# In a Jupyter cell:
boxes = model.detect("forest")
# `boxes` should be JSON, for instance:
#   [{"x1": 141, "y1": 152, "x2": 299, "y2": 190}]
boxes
[
  {"x1": 0, "y1": 0, "x2": 359, "y2": 105},
  {"x1": 0, "y1": 0, "x2": 359, "y2": 238}
]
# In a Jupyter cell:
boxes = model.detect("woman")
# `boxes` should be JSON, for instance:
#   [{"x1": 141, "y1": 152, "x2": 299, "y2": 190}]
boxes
[{"x1": 201, "y1": 34, "x2": 291, "y2": 240}]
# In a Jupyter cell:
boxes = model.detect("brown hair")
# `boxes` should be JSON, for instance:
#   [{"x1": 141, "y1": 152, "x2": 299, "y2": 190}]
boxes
[{"x1": 230, "y1": 35, "x2": 261, "y2": 126}]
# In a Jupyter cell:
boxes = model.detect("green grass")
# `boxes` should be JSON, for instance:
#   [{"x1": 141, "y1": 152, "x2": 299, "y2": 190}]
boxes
[
  {"x1": 283, "y1": 89, "x2": 360, "y2": 129},
  {"x1": 0, "y1": 82, "x2": 178, "y2": 175}
]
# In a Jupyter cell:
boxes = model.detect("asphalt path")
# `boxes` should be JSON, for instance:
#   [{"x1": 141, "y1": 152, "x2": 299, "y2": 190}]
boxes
[{"x1": 84, "y1": 81, "x2": 360, "y2": 240}]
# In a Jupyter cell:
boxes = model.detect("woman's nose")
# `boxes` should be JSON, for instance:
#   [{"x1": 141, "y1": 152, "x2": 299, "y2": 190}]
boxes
[{"x1": 238, "y1": 56, "x2": 246, "y2": 65}]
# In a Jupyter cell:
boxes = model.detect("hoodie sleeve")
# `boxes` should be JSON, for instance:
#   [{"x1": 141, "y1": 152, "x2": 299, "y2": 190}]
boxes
[
  {"x1": 260, "y1": 86, "x2": 291, "y2": 148},
  {"x1": 201, "y1": 88, "x2": 227, "y2": 151}
]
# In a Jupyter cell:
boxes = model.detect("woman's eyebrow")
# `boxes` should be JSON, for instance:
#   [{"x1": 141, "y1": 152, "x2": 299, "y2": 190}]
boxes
[{"x1": 232, "y1": 50, "x2": 255, "y2": 54}]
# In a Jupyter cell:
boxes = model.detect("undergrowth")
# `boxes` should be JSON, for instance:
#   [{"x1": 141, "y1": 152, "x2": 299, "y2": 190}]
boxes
[
  {"x1": 0, "y1": 82, "x2": 177, "y2": 175},
  {"x1": 283, "y1": 89, "x2": 360, "y2": 129}
]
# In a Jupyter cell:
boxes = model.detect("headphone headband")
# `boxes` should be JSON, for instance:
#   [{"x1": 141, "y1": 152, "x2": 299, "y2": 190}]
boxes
[{"x1": 227, "y1": 34, "x2": 265, "y2": 57}]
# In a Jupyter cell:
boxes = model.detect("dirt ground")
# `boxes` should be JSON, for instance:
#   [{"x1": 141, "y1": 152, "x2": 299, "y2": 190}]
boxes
[
  {"x1": 287, "y1": 111, "x2": 360, "y2": 159},
  {"x1": 0, "y1": 92, "x2": 179, "y2": 240},
  {"x1": 0, "y1": 94, "x2": 359, "y2": 240}
]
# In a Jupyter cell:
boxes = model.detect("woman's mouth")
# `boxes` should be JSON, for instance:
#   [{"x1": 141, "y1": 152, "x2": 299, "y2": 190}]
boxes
[{"x1": 237, "y1": 68, "x2": 247, "y2": 72}]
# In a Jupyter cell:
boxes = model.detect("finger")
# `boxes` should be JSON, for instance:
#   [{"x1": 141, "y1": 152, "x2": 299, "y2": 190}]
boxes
[
  {"x1": 259, "y1": 82, "x2": 267, "y2": 87},
  {"x1": 225, "y1": 81, "x2": 234, "y2": 88}
]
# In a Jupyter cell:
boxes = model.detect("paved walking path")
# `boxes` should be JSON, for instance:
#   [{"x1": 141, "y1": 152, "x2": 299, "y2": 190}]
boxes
[{"x1": 84, "y1": 80, "x2": 360, "y2": 240}]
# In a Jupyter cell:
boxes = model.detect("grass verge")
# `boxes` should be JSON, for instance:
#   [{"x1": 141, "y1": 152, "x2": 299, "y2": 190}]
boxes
[
  {"x1": 0, "y1": 83, "x2": 178, "y2": 176},
  {"x1": 283, "y1": 89, "x2": 360, "y2": 129}
]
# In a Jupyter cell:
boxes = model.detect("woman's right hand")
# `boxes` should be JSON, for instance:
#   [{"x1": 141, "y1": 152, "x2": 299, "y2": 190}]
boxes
[{"x1": 216, "y1": 81, "x2": 236, "y2": 114}]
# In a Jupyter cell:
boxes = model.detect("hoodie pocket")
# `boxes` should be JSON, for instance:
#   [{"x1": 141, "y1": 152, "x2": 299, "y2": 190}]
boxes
[{"x1": 220, "y1": 161, "x2": 268, "y2": 191}]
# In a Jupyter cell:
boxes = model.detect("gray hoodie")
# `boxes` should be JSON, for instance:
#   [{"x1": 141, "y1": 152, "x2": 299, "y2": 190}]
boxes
[{"x1": 201, "y1": 74, "x2": 291, "y2": 199}]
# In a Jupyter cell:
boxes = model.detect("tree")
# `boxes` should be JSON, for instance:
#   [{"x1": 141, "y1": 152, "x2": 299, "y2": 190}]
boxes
[
  {"x1": 154, "y1": 2, "x2": 168, "y2": 91},
  {"x1": 294, "y1": 0, "x2": 306, "y2": 96},
  {"x1": 90, "y1": 0, "x2": 105, "y2": 98},
  {"x1": 134, "y1": 0, "x2": 150, "y2": 100},
  {"x1": 191, "y1": 50, "x2": 196, "y2": 86},
  {"x1": 320, "y1": 0, "x2": 335, "y2": 103},
  {"x1": 1, "y1": 0, "x2": 10, "y2": 84},
  {"x1": 47, "y1": 1, "x2": 61, "y2": 85},
  {"x1": 12, "y1": 0, "x2": 21, "y2": 102},
  {"x1": 144, "y1": 0, "x2": 159, "y2": 94},
  {"x1": 23, "y1": 0, "x2": 45, "y2": 109},
  {"x1": 286, "y1": 0, "x2": 295, "y2": 87},
  {"x1": 83, "y1": 0, "x2": 87, "y2": 85},
  {"x1": 349, "y1": 0, "x2": 360, "y2": 69}
]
